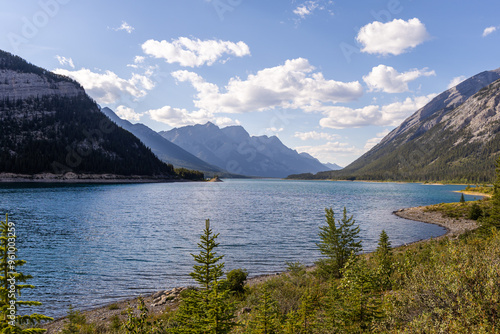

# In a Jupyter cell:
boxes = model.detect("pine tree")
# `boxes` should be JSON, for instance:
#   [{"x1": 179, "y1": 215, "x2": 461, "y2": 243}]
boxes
[
  {"x1": 316, "y1": 207, "x2": 362, "y2": 278},
  {"x1": 173, "y1": 219, "x2": 235, "y2": 334},
  {"x1": 336, "y1": 255, "x2": 381, "y2": 332},
  {"x1": 460, "y1": 193, "x2": 465, "y2": 204},
  {"x1": 0, "y1": 214, "x2": 53, "y2": 333},
  {"x1": 297, "y1": 288, "x2": 317, "y2": 334},
  {"x1": 374, "y1": 230, "x2": 393, "y2": 291},
  {"x1": 251, "y1": 287, "x2": 280, "y2": 334}
]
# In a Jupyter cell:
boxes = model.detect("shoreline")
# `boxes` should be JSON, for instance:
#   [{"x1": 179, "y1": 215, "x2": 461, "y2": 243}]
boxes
[
  {"x1": 453, "y1": 190, "x2": 492, "y2": 198},
  {"x1": 42, "y1": 205, "x2": 478, "y2": 333},
  {"x1": 0, "y1": 172, "x2": 185, "y2": 184},
  {"x1": 393, "y1": 206, "x2": 478, "y2": 240}
]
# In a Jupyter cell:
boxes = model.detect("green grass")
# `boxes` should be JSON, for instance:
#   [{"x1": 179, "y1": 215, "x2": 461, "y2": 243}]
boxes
[
  {"x1": 463, "y1": 184, "x2": 494, "y2": 195},
  {"x1": 425, "y1": 198, "x2": 492, "y2": 220},
  {"x1": 107, "y1": 303, "x2": 119, "y2": 311}
]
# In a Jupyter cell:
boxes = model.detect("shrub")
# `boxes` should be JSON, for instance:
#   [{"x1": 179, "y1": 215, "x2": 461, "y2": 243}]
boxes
[
  {"x1": 468, "y1": 202, "x2": 482, "y2": 220},
  {"x1": 225, "y1": 268, "x2": 248, "y2": 295}
]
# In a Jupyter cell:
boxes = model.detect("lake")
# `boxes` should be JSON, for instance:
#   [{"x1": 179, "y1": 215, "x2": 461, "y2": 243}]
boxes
[{"x1": 0, "y1": 179, "x2": 476, "y2": 317}]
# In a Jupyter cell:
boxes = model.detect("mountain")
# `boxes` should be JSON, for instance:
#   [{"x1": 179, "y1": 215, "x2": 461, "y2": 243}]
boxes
[
  {"x1": 161, "y1": 122, "x2": 330, "y2": 178},
  {"x1": 0, "y1": 49, "x2": 194, "y2": 181},
  {"x1": 288, "y1": 67, "x2": 500, "y2": 183},
  {"x1": 323, "y1": 162, "x2": 343, "y2": 171},
  {"x1": 100, "y1": 107, "x2": 224, "y2": 174}
]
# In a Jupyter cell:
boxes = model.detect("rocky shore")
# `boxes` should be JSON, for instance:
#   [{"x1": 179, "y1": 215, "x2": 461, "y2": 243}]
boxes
[
  {"x1": 394, "y1": 206, "x2": 478, "y2": 240},
  {"x1": 42, "y1": 205, "x2": 479, "y2": 333}
]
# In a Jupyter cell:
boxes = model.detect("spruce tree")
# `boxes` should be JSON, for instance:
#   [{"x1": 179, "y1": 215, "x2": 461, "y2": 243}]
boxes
[
  {"x1": 336, "y1": 255, "x2": 381, "y2": 332},
  {"x1": 251, "y1": 287, "x2": 280, "y2": 334},
  {"x1": 0, "y1": 214, "x2": 53, "y2": 333},
  {"x1": 374, "y1": 230, "x2": 393, "y2": 291},
  {"x1": 316, "y1": 207, "x2": 362, "y2": 278},
  {"x1": 173, "y1": 219, "x2": 235, "y2": 334},
  {"x1": 460, "y1": 193, "x2": 465, "y2": 204}
]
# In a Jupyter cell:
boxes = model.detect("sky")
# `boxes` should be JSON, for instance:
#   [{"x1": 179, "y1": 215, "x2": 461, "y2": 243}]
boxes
[{"x1": 1, "y1": 0, "x2": 499, "y2": 167}]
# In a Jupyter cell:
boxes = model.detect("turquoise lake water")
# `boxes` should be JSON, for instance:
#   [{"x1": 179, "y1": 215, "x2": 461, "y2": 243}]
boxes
[{"x1": 0, "y1": 179, "x2": 477, "y2": 317}]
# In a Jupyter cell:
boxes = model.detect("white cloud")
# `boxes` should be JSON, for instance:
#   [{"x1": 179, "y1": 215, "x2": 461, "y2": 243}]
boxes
[
  {"x1": 357, "y1": 18, "x2": 430, "y2": 56},
  {"x1": 364, "y1": 129, "x2": 391, "y2": 150},
  {"x1": 295, "y1": 141, "x2": 359, "y2": 164},
  {"x1": 319, "y1": 94, "x2": 437, "y2": 129},
  {"x1": 55, "y1": 55, "x2": 74, "y2": 69},
  {"x1": 483, "y1": 26, "x2": 498, "y2": 37},
  {"x1": 113, "y1": 21, "x2": 135, "y2": 34},
  {"x1": 115, "y1": 105, "x2": 143, "y2": 122},
  {"x1": 363, "y1": 65, "x2": 435, "y2": 93},
  {"x1": 134, "y1": 56, "x2": 145, "y2": 64},
  {"x1": 293, "y1": 1, "x2": 319, "y2": 18},
  {"x1": 293, "y1": 0, "x2": 334, "y2": 19},
  {"x1": 447, "y1": 75, "x2": 467, "y2": 89},
  {"x1": 267, "y1": 127, "x2": 284, "y2": 133},
  {"x1": 54, "y1": 68, "x2": 155, "y2": 104},
  {"x1": 172, "y1": 58, "x2": 363, "y2": 114},
  {"x1": 294, "y1": 131, "x2": 340, "y2": 141},
  {"x1": 147, "y1": 105, "x2": 239, "y2": 128},
  {"x1": 141, "y1": 37, "x2": 250, "y2": 67}
]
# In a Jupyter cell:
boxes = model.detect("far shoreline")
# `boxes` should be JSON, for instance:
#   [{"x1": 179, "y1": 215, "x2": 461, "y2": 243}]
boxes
[{"x1": 0, "y1": 172, "x2": 196, "y2": 184}]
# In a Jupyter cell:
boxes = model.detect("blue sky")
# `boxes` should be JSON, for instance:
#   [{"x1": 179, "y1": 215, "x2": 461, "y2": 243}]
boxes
[{"x1": 1, "y1": 0, "x2": 499, "y2": 166}]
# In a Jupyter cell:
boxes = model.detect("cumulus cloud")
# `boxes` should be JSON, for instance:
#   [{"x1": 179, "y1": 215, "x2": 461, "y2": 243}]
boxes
[
  {"x1": 294, "y1": 131, "x2": 340, "y2": 141},
  {"x1": 172, "y1": 58, "x2": 363, "y2": 114},
  {"x1": 113, "y1": 21, "x2": 135, "y2": 34},
  {"x1": 141, "y1": 37, "x2": 250, "y2": 67},
  {"x1": 357, "y1": 18, "x2": 430, "y2": 56},
  {"x1": 295, "y1": 141, "x2": 359, "y2": 164},
  {"x1": 115, "y1": 105, "x2": 143, "y2": 122},
  {"x1": 147, "y1": 105, "x2": 239, "y2": 128},
  {"x1": 319, "y1": 94, "x2": 437, "y2": 129},
  {"x1": 55, "y1": 55, "x2": 74, "y2": 69},
  {"x1": 447, "y1": 75, "x2": 467, "y2": 89},
  {"x1": 54, "y1": 68, "x2": 155, "y2": 104},
  {"x1": 363, "y1": 65, "x2": 435, "y2": 93},
  {"x1": 364, "y1": 129, "x2": 391, "y2": 150},
  {"x1": 483, "y1": 26, "x2": 498, "y2": 37}
]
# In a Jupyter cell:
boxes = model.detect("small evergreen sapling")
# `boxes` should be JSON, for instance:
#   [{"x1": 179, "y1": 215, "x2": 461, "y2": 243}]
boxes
[
  {"x1": 374, "y1": 230, "x2": 393, "y2": 291},
  {"x1": 252, "y1": 287, "x2": 280, "y2": 334},
  {"x1": 0, "y1": 214, "x2": 53, "y2": 333},
  {"x1": 173, "y1": 219, "x2": 235, "y2": 334},
  {"x1": 316, "y1": 207, "x2": 362, "y2": 278}
]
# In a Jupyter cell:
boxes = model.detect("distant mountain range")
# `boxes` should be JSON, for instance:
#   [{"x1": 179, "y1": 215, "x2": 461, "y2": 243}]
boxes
[
  {"x1": 161, "y1": 122, "x2": 331, "y2": 178},
  {"x1": 0, "y1": 49, "x2": 341, "y2": 180},
  {"x1": 289, "y1": 67, "x2": 500, "y2": 183},
  {"x1": 100, "y1": 107, "x2": 224, "y2": 175},
  {"x1": 323, "y1": 162, "x2": 343, "y2": 170},
  {"x1": 0, "y1": 49, "x2": 197, "y2": 181}
]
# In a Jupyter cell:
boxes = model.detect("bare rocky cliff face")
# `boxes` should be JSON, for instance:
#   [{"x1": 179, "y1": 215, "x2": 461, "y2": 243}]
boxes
[
  {"x1": 0, "y1": 69, "x2": 84, "y2": 100},
  {"x1": 442, "y1": 79, "x2": 500, "y2": 144},
  {"x1": 379, "y1": 68, "x2": 500, "y2": 148},
  {"x1": 0, "y1": 49, "x2": 177, "y2": 178}
]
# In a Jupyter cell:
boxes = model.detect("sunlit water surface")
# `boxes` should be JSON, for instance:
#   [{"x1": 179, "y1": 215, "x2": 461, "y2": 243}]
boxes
[{"x1": 0, "y1": 179, "x2": 476, "y2": 317}]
